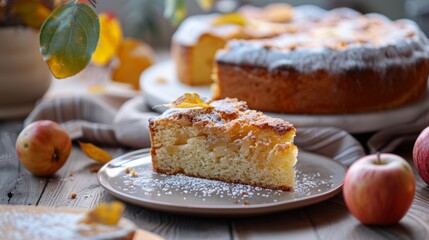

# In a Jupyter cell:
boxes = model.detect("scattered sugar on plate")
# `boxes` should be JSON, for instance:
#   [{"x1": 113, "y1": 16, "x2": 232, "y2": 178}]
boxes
[{"x1": 116, "y1": 165, "x2": 334, "y2": 205}]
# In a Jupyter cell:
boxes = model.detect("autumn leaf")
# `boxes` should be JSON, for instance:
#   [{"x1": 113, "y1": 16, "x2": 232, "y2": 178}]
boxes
[
  {"x1": 80, "y1": 201, "x2": 125, "y2": 226},
  {"x1": 197, "y1": 0, "x2": 213, "y2": 11},
  {"x1": 112, "y1": 38, "x2": 154, "y2": 89},
  {"x1": 91, "y1": 12, "x2": 123, "y2": 66},
  {"x1": 163, "y1": 93, "x2": 213, "y2": 109},
  {"x1": 13, "y1": 0, "x2": 51, "y2": 29},
  {"x1": 40, "y1": 1, "x2": 99, "y2": 79},
  {"x1": 79, "y1": 142, "x2": 113, "y2": 164},
  {"x1": 212, "y1": 13, "x2": 247, "y2": 26}
]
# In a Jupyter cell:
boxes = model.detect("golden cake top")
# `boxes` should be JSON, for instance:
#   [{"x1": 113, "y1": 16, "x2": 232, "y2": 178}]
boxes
[
  {"x1": 173, "y1": 3, "x2": 307, "y2": 46},
  {"x1": 216, "y1": 9, "x2": 429, "y2": 74},
  {"x1": 153, "y1": 94, "x2": 295, "y2": 136},
  {"x1": 173, "y1": 4, "x2": 429, "y2": 74}
]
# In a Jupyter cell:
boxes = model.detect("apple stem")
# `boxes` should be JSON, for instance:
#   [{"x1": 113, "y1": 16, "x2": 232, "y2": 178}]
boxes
[{"x1": 376, "y1": 152, "x2": 381, "y2": 165}]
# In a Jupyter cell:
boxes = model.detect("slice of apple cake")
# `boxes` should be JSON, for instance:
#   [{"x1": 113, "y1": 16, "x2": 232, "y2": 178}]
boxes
[{"x1": 149, "y1": 94, "x2": 298, "y2": 190}]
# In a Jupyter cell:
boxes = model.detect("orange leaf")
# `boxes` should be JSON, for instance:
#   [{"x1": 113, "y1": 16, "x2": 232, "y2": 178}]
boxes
[
  {"x1": 13, "y1": 0, "x2": 51, "y2": 29},
  {"x1": 111, "y1": 38, "x2": 154, "y2": 89},
  {"x1": 212, "y1": 13, "x2": 246, "y2": 26},
  {"x1": 80, "y1": 201, "x2": 125, "y2": 226},
  {"x1": 79, "y1": 142, "x2": 113, "y2": 164},
  {"x1": 91, "y1": 13, "x2": 123, "y2": 66},
  {"x1": 163, "y1": 93, "x2": 213, "y2": 109}
]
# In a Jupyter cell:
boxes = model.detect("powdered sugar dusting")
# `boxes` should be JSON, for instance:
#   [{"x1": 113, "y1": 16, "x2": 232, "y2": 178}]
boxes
[
  {"x1": 0, "y1": 206, "x2": 135, "y2": 240},
  {"x1": 212, "y1": 7, "x2": 429, "y2": 74}
]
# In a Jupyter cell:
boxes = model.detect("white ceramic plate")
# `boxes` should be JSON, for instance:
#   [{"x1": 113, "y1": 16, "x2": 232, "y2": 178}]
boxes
[
  {"x1": 140, "y1": 60, "x2": 429, "y2": 133},
  {"x1": 97, "y1": 149, "x2": 346, "y2": 217}
]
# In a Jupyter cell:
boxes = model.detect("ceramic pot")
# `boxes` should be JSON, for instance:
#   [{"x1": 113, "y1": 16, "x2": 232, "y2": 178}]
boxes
[{"x1": 0, "y1": 27, "x2": 52, "y2": 119}]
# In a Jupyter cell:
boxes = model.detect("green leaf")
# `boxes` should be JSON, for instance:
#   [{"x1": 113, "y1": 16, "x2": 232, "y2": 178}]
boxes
[
  {"x1": 164, "y1": 0, "x2": 186, "y2": 26},
  {"x1": 40, "y1": 1, "x2": 99, "y2": 79}
]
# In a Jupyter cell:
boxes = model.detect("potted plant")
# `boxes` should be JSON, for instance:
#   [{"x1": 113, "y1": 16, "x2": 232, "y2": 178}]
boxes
[{"x1": 0, "y1": 0, "x2": 55, "y2": 118}]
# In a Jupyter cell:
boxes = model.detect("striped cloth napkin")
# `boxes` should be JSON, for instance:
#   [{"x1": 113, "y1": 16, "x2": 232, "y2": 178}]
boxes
[
  {"x1": 367, "y1": 109, "x2": 429, "y2": 153},
  {"x1": 25, "y1": 95, "x2": 365, "y2": 166}
]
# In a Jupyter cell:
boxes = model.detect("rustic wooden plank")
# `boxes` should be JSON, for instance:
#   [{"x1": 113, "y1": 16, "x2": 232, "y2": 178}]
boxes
[
  {"x1": 232, "y1": 209, "x2": 319, "y2": 240},
  {"x1": 305, "y1": 195, "x2": 429, "y2": 240},
  {"x1": 0, "y1": 121, "x2": 46, "y2": 206},
  {"x1": 121, "y1": 204, "x2": 232, "y2": 240},
  {"x1": 0, "y1": 122, "x2": 20, "y2": 204},
  {"x1": 37, "y1": 147, "x2": 231, "y2": 240},
  {"x1": 37, "y1": 147, "x2": 124, "y2": 208}
]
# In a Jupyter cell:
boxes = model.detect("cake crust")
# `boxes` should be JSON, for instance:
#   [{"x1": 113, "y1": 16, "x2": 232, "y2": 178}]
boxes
[
  {"x1": 214, "y1": 59, "x2": 429, "y2": 113},
  {"x1": 213, "y1": 12, "x2": 429, "y2": 114},
  {"x1": 172, "y1": 5, "x2": 429, "y2": 114}
]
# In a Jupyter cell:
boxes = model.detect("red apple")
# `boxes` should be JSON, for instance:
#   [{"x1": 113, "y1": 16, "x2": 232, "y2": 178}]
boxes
[
  {"x1": 413, "y1": 126, "x2": 429, "y2": 184},
  {"x1": 16, "y1": 120, "x2": 72, "y2": 177},
  {"x1": 343, "y1": 153, "x2": 415, "y2": 225}
]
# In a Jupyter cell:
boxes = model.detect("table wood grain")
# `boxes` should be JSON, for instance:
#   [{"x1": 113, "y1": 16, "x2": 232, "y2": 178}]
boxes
[{"x1": 1, "y1": 120, "x2": 429, "y2": 240}]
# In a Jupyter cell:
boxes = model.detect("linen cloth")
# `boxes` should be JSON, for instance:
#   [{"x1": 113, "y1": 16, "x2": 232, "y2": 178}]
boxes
[
  {"x1": 367, "y1": 109, "x2": 429, "y2": 153},
  {"x1": 25, "y1": 94, "x2": 366, "y2": 167}
]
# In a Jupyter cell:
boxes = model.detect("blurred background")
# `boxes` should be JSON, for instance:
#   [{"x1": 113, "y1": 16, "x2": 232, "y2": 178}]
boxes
[{"x1": 95, "y1": 0, "x2": 429, "y2": 48}]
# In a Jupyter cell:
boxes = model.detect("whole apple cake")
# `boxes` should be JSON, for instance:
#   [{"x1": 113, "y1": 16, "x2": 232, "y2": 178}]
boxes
[
  {"x1": 172, "y1": 5, "x2": 429, "y2": 114},
  {"x1": 213, "y1": 8, "x2": 429, "y2": 114},
  {"x1": 149, "y1": 94, "x2": 298, "y2": 190}
]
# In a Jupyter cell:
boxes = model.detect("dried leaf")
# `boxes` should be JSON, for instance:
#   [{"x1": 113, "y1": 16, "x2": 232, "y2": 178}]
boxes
[
  {"x1": 80, "y1": 201, "x2": 125, "y2": 226},
  {"x1": 212, "y1": 13, "x2": 246, "y2": 26},
  {"x1": 91, "y1": 13, "x2": 123, "y2": 66},
  {"x1": 197, "y1": 0, "x2": 213, "y2": 11},
  {"x1": 112, "y1": 38, "x2": 154, "y2": 89},
  {"x1": 13, "y1": 0, "x2": 51, "y2": 29},
  {"x1": 40, "y1": 1, "x2": 99, "y2": 79},
  {"x1": 164, "y1": 93, "x2": 213, "y2": 109},
  {"x1": 79, "y1": 142, "x2": 113, "y2": 164}
]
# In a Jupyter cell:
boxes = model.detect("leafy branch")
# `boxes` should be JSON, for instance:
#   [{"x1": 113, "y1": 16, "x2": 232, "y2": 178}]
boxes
[{"x1": 37, "y1": 0, "x2": 214, "y2": 79}]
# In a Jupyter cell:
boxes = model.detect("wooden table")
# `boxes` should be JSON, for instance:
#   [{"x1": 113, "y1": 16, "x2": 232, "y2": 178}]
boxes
[{"x1": 1, "y1": 120, "x2": 429, "y2": 239}]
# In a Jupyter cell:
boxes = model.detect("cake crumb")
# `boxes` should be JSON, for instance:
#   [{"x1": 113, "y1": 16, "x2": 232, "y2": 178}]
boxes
[
  {"x1": 70, "y1": 193, "x2": 77, "y2": 199},
  {"x1": 131, "y1": 169, "x2": 138, "y2": 177},
  {"x1": 243, "y1": 200, "x2": 249, "y2": 205},
  {"x1": 69, "y1": 172, "x2": 74, "y2": 176},
  {"x1": 241, "y1": 191, "x2": 248, "y2": 196},
  {"x1": 89, "y1": 166, "x2": 100, "y2": 173},
  {"x1": 232, "y1": 199, "x2": 238, "y2": 204},
  {"x1": 125, "y1": 167, "x2": 131, "y2": 174}
]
